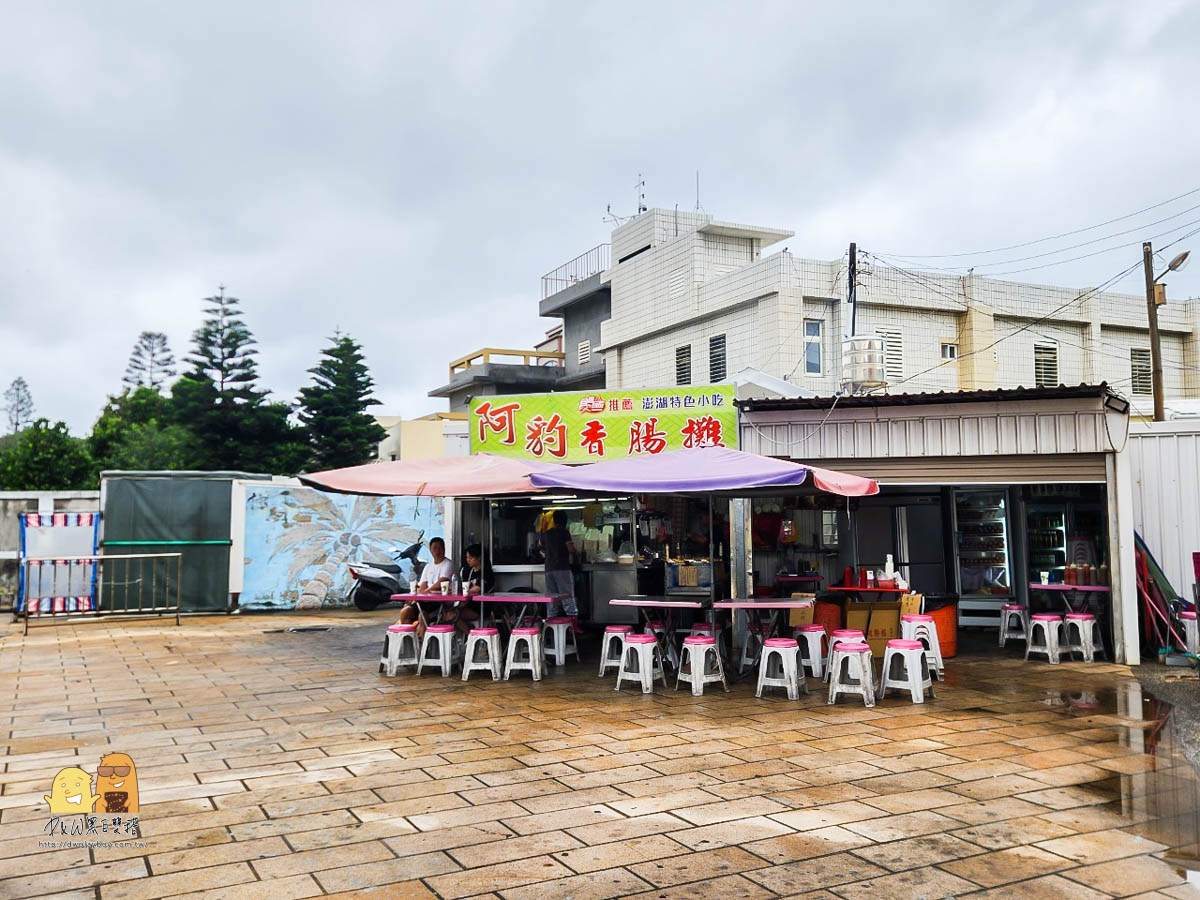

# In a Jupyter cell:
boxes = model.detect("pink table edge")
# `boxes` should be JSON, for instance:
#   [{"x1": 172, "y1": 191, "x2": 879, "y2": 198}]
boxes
[
  {"x1": 390, "y1": 594, "x2": 470, "y2": 602},
  {"x1": 476, "y1": 595, "x2": 555, "y2": 604},
  {"x1": 1028, "y1": 583, "x2": 1111, "y2": 592},
  {"x1": 611, "y1": 598, "x2": 704, "y2": 608},
  {"x1": 714, "y1": 601, "x2": 814, "y2": 609}
]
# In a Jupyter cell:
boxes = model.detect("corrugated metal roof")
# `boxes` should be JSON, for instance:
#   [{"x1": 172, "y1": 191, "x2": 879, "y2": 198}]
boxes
[{"x1": 737, "y1": 383, "x2": 1124, "y2": 412}]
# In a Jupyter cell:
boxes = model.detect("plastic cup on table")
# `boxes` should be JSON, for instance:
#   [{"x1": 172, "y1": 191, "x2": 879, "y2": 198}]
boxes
[
  {"x1": 440, "y1": 582, "x2": 450, "y2": 596},
  {"x1": 1039, "y1": 572, "x2": 1049, "y2": 585}
]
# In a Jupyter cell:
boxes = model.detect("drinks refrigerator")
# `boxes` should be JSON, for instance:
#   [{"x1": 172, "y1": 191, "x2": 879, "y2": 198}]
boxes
[{"x1": 952, "y1": 489, "x2": 1013, "y2": 627}]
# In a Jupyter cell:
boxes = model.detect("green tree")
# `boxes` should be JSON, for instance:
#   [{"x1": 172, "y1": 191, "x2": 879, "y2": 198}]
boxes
[
  {"x1": 3, "y1": 377, "x2": 34, "y2": 433},
  {"x1": 0, "y1": 419, "x2": 94, "y2": 489},
  {"x1": 110, "y1": 422, "x2": 193, "y2": 470},
  {"x1": 89, "y1": 387, "x2": 184, "y2": 473},
  {"x1": 170, "y1": 288, "x2": 307, "y2": 474},
  {"x1": 123, "y1": 331, "x2": 177, "y2": 391},
  {"x1": 298, "y1": 335, "x2": 386, "y2": 470}
]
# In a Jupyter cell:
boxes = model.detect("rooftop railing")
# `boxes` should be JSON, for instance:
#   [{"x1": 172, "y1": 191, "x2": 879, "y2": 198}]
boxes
[
  {"x1": 449, "y1": 348, "x2": 565, "y2": 377},
  {"x1": 541, "y1": 243, "x2": 610, "y2": 300}
]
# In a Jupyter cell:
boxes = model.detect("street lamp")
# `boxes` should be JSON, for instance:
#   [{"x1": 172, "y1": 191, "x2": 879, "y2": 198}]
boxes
[{"x1": 1142, "y1": 244, "x2": 1191, "y2": 422}]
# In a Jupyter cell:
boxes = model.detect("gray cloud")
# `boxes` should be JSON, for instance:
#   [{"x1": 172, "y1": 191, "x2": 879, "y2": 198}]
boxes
[{"x1": 1, "y1": 0, "x2": 1197, "y2": 433}]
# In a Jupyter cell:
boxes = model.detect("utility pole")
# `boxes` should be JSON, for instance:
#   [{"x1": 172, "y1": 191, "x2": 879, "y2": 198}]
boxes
[
  {"x1": 1142, "y1": 241, "x2": 1165, "y2": 421},
  {"x1": 848, "y1": 242, "x2": 858, "y2": 336}
]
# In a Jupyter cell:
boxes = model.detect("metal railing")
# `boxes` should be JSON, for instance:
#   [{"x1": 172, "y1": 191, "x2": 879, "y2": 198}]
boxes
[
  {"x1": 19, "y1": 553, "x2": 182, "y2": 634},
  {"x1": 449, "y1": 347, "x2": 565, "y2": 377},
  {"x1": 541, "y1": 243, "x2": 610, "y2": 299}
]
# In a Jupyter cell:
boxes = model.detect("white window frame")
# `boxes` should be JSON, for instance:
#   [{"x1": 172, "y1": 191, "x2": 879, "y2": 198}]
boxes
[
  {"x1": 675, "y1": 345, "x2": 692, "y2": 386},
  {"x1": 877, "y1": 327, "x2": 903, "y2": 382},
  {"x1": 1034, "y1": 342, "x2": 1059, "y2": 388},
  {"x1": 941, "y1": 343, "x2": 958, "y2": 360},
  {"x1": 577, "y1": 340, "x2": 591, "y2": 366},
  {"x1": 708, "y1": 334, "x2": 727, "y2": 382},
  {"x1": 1130, "y1": 348, "x2": 1152, "y2": 396},
  {"x1": 803, "y1": 320, "x2": 822, "y2": 375}
]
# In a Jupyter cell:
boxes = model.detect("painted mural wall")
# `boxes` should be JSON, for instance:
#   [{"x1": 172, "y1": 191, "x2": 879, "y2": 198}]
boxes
[{"x1": 241, "y1": 484, "x2": 444, "y2": 609}]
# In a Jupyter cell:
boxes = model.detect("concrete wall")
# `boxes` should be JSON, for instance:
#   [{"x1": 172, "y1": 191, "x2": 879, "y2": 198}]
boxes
[
  {"x1": 562, "y1": 290, "x2": 609, "y2": 381},
  {"x1": 1128, "y1": 421, "x2": 1200, "y2": 602}
]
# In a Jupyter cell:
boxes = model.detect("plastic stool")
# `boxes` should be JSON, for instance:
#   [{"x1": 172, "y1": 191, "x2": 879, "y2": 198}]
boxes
[
  {"x1": 757, "y1": 637, "x2": 806, "y2": 700},
  {"x1": 794, "y1": 624, "x2": 827, "y2": 678},
  {"x1": 676, "y1": 635, "x2": 728, "y2": 696},
  {"x1": 462, "y1": 627, "x2": 503, "y2": 681},
  {"x1": 738, "y1": 621, "x2": 767, "y2": 673},
  {"x1": 687, "y1": 620, "x2": 726, "y2": 657},
  {"x1": 381, "y1": 623, "x2": 419, "y2": 676},
  {"x1": 1063, "y1": 612, "x2": 1106, "y2": 662},
  {"x1": 616, "y1": 633, "x2": 667, "y2": 694},
  {"x1": 827, "y1": 642, "x2": 876, "y2": 707},
  {"x1": 900, "y1": 614, "x2": 945, "y2": 681},
  {"x1": 645, "y1": 620, "x2": 680, "y2": 668},
  {"x1": 505, "y1": 626, "x2": 545, "y2": 681},
  {"x1": 824, "y1": 629, "x2": 866, "y2": 683},
  {"x1": 1026, "y1": 614, "x2": 1063, "y2": 664},
  {"x1": 879, "y1": 638, "x2": 934, "y2": 703},
  {"x1": 598, "y1": 625, "x2": 632, "y2": 676},
  {"x1": 417, "y1": 624, "x2": 460, "y2": 677},
  {"x1": 543, "y1": 616, "x2": 581, "y2": 667},
  {"x1": 1182, "y1": 610, "x2": 1198, "y2": 655},
  {"x1": 999, "y1": 603, "x2": 1029, "y2": 648}
]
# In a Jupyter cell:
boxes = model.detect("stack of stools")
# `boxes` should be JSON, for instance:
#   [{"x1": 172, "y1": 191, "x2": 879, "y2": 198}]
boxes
[
  {"x1": 899, "y1": 613, "x2": 945, "y2": 681},
  {"x1": 1182, "y1": 610, "x2": 1198, "y2": 655},
  {"x1": 418, "y1": 624, "x2": 460, "y2": 676},
  {"x1": 1026, "y1": 613, "x2": 1064, "y2": 664},
  {"x1": 827, "y1": 641, "x2": 876, "y2": 707},
  {"x1": 598, "y1": 625, "x2": 632, "y2": 676},
  {"x1": 381, "y1": 623, "x2": 420, "y2": 676},
  {"x1": 676, "y1": 635, "x2": 728, "y2": 696},
  {"x1": 823, "y1": 629, "x2": 865, "y2": 682},
  {"x1": 505, "y1": 625, "x2": 545, "y2": 681},
  {"x1": 1062, "y1": 612, "x2": 1106, "y2": 662},
  {"x1": 616, "y1": 633, "x2": 667, "y2": 693},
  {"x1": 999, "y1": 603, "x2": 1030, "y2": 648},
  {"x1": 878, "y1": 638, "x2": 935, "y2": 703},
  {"x1": 462, "y1": 627, "x2": 503, "y2": 681},
  {"x1": 794, "y1": 624, "x2": 827, "y2": 678},
  {"x1": 756, "y1": 637, "x2": 807, "y2": 700},
  {"x1": 686, "y1": 620, "x2": 726, "y2": 657},
  {"x1": 543, "y1": 617, "x2": 581, "y2": 667}
]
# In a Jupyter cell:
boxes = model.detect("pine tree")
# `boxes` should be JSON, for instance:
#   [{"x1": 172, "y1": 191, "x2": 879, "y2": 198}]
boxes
[
  {"x1": 3, "y1": 378, "x2": 34, "y2": 434},
  {"x1": 123, "y1": 331, "x2": 177, "y2": 391},
  {"x1": 186, "y1": 287, "x2": 261, "y2": 397},
  {"x1": 298, "y1": 334, "x2": 387, "y2": 470}
]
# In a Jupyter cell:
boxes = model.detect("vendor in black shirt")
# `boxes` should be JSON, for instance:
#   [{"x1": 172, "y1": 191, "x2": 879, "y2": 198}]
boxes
[{"x1": 460, "y1": 543, "x2": 495, "y2": 599}]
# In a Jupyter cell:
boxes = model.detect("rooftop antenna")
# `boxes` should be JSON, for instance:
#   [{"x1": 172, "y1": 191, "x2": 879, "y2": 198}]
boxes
[
  {"x1": 695, "y1": 170, "x2": 704, "y2": 213},
  {"x1": 636, "y1": 173, "x2": 647, "y2": 214},
  {"x1": 603, "y1": 203, "x2": 633, "y2": 227}
]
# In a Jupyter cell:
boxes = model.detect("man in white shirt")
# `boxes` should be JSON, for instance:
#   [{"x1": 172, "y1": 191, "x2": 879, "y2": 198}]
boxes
[{"x1": 396, "y1": 537, "x2": 454, "y2": 632}]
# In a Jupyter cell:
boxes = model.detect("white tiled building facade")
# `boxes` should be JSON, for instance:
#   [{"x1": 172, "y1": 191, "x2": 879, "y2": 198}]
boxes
[{"x1": 589, "y1": 208, "x2": 1200, "y2": 409}]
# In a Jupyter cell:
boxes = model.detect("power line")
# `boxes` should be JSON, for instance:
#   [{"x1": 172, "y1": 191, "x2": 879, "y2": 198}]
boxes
[{"x1": 877, "y1": 185, "x2": 1200, "y2": 259}]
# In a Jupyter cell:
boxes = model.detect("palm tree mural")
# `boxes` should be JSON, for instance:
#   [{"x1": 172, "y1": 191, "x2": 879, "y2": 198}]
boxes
[{"x1": 261, "y1": 489, "x2": 441, "y2": 609}]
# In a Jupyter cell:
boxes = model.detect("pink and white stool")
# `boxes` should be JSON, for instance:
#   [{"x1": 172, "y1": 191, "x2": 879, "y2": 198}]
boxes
[
  {"x1": 686, "y1": 620, "x2": 726, "y2": 657},
  {"x1": 1026, "y1": 613, "x2": 1064, "y2": 664},
  {"x1": 827, "y1": 641, "x2": 876, "y2": 707},
  {"x1": 824, "y1": 629, "x2": 866, "y2": 682},
  {"x1": 598, "y1": 625, "x2": 632, "y2": 676},
  {"x1": 543, "y1": 616, "x2": 581, "y2": 667},
  {"x1": 462, "y1": 627, "x2": 503, "y2": 681},
  {"x1": 645, "y1": 620, "x2": 680, "y2": 668},
  {"x1": 417, "y1": 624, "x2": 461, "y2": 677},
  {"x1": 676, "y1": 635, "x2": 728, "y2": 696},
  {"x1": 878, "y1": 638, "x2": 935, "y2": 703},
  {"x1": 1182, "y1": 610, "x2": 1198, "y2": 655},
  {"x1": 900, "y1": 614, "x2": 945, "y2": 681},
  {"x1": 999, "y1": 603, "x2": 1029, "y2": 648},
  {"x1": 1063, "y1": 612, "x2": 1106, "y2": 662},
  {"x1": 757, "y1": 637, "x2": 806, "y2": 700},
  {"x1": 381, "y1": 623, "x2": 419, "y2": 676},
  {"x1": 616, "y1": 633, "x2": 667, "y2": 694},
  {"x1": 794, "y1": 624, "x2": 827, "y2": 678},
  {"x1": 504, "y1": 626, "x2": 545, "y2": 681}
]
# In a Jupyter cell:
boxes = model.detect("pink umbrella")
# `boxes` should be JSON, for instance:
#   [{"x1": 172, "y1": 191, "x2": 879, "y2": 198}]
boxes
[{"x1": 299, "y1": 453, "x2": 564, "y2": 497}]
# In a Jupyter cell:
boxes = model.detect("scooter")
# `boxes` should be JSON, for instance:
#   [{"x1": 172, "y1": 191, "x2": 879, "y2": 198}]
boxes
[{"x1": 346, "y1": 534, "x2": 426, "y2": 611}]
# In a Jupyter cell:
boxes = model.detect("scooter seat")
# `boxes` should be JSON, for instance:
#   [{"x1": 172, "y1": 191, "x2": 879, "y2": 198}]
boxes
[{"x1": 373, "y1": 562, "x2": 403, "y2": 574}]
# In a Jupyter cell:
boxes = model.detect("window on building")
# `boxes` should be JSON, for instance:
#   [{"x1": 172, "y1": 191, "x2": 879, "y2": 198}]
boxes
[
  {"x1": 821, "y1": 510, "x2": 838, "y2": 546},
  {"x1": 941, "y1": 343, "x2": 958, "y2": 360},
  {"x1": 877, "y1": 327, "x2": 903, "y2": 382},
  {"x1": 804, "y1": 320, "x2": 822, "y2": 374},
  {"x1": 577, "y1": 340, "x2": 591, "y2": 366},
  {"x1": 675, "y1": 345, "x2": 691, "y2": 386},
  {"x1": 1034, "y1": 343, "x2": 1059, "y2": 388},
  {"x1": 708, "y1": 334, "x2": 727, "y2": 382},
  {"x1": 1131, "y1": 348, "x2": 1152, "y2": 395}
]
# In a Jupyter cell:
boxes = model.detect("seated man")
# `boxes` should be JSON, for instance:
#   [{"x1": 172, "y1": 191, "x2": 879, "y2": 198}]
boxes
[{"x1": 396, "y1": 536, "x2": 454, "y2": 631}]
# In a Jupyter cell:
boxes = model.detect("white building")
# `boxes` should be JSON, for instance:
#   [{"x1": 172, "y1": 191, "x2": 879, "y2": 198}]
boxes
[{"x1": 534, "y1": 208, "x2": 1200, "y2": 411}]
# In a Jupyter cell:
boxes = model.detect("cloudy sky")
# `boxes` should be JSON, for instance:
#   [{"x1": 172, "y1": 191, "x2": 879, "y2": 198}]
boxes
[{"x1": 3, "y1": 0, "x2": 1198, "y2": 433}]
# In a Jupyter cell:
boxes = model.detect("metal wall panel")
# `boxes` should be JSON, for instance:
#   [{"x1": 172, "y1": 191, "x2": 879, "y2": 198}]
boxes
[
  {"x1": 1129, "y1": 423, "x2": 1200, "y2": 602},
  {"x1": 793, "y1": 454, "x2": 1107, "y2": 485}
]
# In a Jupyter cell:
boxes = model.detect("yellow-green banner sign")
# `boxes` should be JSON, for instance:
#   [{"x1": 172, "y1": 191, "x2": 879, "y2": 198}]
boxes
[{"x1": 469, "y1": 386, "x2": 737, "y2": 463}]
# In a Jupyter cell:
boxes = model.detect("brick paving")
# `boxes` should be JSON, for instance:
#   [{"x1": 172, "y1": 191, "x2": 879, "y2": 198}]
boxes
[{"x1": 1, "y1": 611, "x2": 1198, "y2": 898}]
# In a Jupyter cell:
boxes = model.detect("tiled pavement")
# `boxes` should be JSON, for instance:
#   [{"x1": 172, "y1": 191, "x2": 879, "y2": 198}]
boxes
[{"x1": 1, "y1": 611, "x2": 1199, "y2": 899}]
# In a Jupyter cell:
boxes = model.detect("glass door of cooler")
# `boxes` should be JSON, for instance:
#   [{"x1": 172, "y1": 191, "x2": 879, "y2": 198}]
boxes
[{"x1": 953, "y1": 489, "x2": 1012, "y2": 624}]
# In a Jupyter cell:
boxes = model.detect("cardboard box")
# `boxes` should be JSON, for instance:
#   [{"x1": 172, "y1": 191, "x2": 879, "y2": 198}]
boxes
[
  {"x1": 845, "y1": 600, "x2": 900, "y2": 657},
  {"x1": 787, "y1": 593, "x2": 816, "y2": 626}
]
